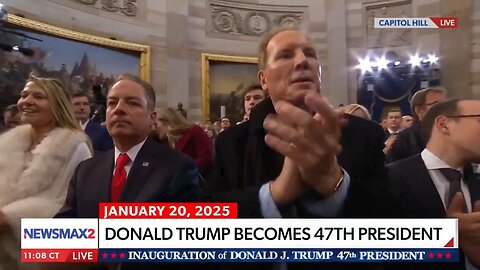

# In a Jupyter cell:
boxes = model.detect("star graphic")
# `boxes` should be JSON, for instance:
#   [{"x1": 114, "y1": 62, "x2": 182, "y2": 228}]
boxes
[
  {"x1": 119, "y1": 253, "x2": 125, "y2": 259},
  {"x1": 102, "y1": 253, "x2": 108, "y2": 259},
  {"x1": 111, "y1": 252, "x2": 117, "y2": 259},
  {"x1": 428, "y1": 252, "x2": 434, "y2": 259},
  {"x1": 445, "y1": 252, "x2": 451, "y2": 259},
  {"x1": 437, "y1": 253, "x2": 443, "y2": 259}
]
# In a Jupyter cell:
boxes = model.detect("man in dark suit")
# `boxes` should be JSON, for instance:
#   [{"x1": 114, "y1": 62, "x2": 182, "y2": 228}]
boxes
[
  {"x1": 386, "y1": 87, "x2": 446, "y2": 163},
  {"x1": 384, "y1": 108, "x2": 402, "y2": 140},
  {"x1": 388, "y1": 98, "x2": 480, "y2": 269},
  {"x1": 72, "y1": 92, "x2": 113, "y2": 152},
  {"x1": 205, "y1": 27, "x2": 395, "y2": 270},
  {"x1": 57, "y1": 75, "x2": 199, "y2": 270}
]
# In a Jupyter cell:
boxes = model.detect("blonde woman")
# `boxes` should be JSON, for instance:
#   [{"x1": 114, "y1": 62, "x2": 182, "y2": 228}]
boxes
[
  {"x1": 0, "y1": 76, "x2": 92, "y2": 269},
  {"x1": 343, "y1": 103, "x2": 371, "y2": 120},
  {"x1": 155, "y1": 107, "x2": 214, "y2": 178}
]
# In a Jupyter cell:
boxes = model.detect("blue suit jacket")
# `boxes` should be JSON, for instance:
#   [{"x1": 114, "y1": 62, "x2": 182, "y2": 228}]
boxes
[{"x1": 84, "y1": 121, "x2": 113, "y2": 152}]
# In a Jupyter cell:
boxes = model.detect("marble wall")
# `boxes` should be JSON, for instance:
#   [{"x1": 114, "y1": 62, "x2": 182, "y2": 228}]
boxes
[{"x1": 0, "y1": 0, "x2": 476, "y2": 121}]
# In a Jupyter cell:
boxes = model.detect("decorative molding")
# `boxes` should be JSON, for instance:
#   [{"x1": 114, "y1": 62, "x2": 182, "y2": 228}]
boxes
[
  {"x1": 364, "y1": 0, "x2": 412, "y2": 48},
  {"x1": 209, "y1": 0, "x2": 305, "y2": 37},
  {"x1": 70, "y1": 0, "x2": 137, "y2": 17}
]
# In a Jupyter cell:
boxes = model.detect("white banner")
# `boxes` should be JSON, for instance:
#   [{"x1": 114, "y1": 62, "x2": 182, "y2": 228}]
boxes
[{"x1": 97, "y1": 219, "x2": 457, "y2": 249}]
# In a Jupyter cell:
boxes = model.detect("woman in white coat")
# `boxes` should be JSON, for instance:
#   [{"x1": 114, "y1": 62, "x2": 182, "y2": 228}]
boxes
[{"x1": 0, "y1": 76, "x2": 93, "y2": 269}]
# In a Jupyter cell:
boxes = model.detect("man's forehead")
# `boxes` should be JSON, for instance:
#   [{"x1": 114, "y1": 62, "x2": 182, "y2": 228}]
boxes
[
  {"x1": 107, "y1": 94, "x2": 144, "y2": 100},
  {"x1": 426, "y1": 91, "x2": 446, "y2": 100},
  {"x1": 458, "y1": 100, "x2": 480, "y2": 111},
  {"x1": 73, "y1": 96, "x2": 89, "y2": 102},
  {"x1": 246, "y1": 89, "x2": 264, "y2": 96},
  {"x1": 267, "y1": 30, "x2": 313, "y2": 51}
]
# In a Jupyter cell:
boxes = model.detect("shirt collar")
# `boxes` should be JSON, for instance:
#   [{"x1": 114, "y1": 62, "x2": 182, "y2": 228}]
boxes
[
  {"x1": 421, "y1": 148, "x2": 463, "y2": 172},
  {"x1": 388, "y1": 128, "x2": 400, "y2": 134},
  {"x1": 80, "y1": 119, "x2": 90, "y2": 130},
  {"x1": 114, "y1": 137, "x2": 148, "y2": 165}
]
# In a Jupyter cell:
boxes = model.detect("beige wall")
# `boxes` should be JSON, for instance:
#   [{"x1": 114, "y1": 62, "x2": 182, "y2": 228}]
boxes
[{"x1": 1, "y1": 0, "x2": 476, "y2": 121}]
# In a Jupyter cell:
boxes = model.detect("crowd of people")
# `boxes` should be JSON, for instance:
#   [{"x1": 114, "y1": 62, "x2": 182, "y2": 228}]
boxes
[{"x1": 0, "y1": 26, "x2": 478, "y2": 270}]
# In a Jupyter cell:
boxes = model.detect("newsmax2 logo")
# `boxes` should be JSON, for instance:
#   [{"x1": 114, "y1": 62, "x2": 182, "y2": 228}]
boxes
[{"x1": 23, "y1": 228, "x2": 96, "y2": 239}]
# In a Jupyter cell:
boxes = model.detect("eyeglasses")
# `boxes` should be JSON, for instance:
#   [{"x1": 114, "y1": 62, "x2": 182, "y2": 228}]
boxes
[{"x1": 447, "y1": 114, "x2": 480, "y2": 119}]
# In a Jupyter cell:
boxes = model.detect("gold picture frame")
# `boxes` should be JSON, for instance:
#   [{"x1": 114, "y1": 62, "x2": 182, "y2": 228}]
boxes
[
  {"x1": 4, "y1": 13, "x2": 151, "y2": 82},
  {"x1": 201, "y1": 53, "x2": 258, "y2": 122}
]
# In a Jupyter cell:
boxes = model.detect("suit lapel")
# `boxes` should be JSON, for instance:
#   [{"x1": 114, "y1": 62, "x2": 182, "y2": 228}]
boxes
[
  {"x1": 338, "y1": 116, "x2": 355, "y2": 173},
  {"x1": 464, "y1": 165, "x2": 480, "y2": 208},
  {"x1": 404, "y1": 155, "x2": 446, "y2": 217},
  {"x1": 84, "y1": 121, "x2": 93, "y2": 134},
  {"x1": 119, "y1": 139, "x2": 157, "y2": 202},
  {"x1": 96, "y1": 150, "x2": 114, "y2": 202}
]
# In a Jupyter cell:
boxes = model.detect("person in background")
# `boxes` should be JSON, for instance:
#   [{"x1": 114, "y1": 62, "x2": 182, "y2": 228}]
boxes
[
  {"x1": 3, "y1": 104, "x2": 21, "y2": 131},
  {"x1": 155, "y1": 107, "x2": 214, "y2": 179},
  {"x1": 72, "y1": 92, "x2": 113, "y2": 152},
  {"x1": 204, "y1": 125, "x2": 217, "y2": 145},
  {"x1": 381, "y1": 117, "x2": 388, "y2": 130},
  {"x1": 90, "y1": 84, "x2": 107, "y2": 124},
  {"x1": 242, "y1": 83, "x2": 266, "y2": 121},
  {"x1": 400, "y1": 115, "x2": 413, "y2": 129},
  {"x1": 383, "y1": 108, "x2": 402, "y2": 155},
  {"x1": 0, "y1": 76, "x2": 92, "y2": 270},
  {"x1": 219, "y1": 116, "x2": 231, "y2": 132},
  {"x1": 387, "y1": 87, "x2": 447, "y2": 163},
  {"x1": 212, "y1": 120, "x2": 221, "y2": 134},
  {"x1": 343, "y1": 103, "x2": 371, "y2": 120},
  {"x1": 177, "y1": 102, "x2": 187, "y2": 118},
  {"x1": 384, "y1": 108, "x2": 402, "y2": 139}
]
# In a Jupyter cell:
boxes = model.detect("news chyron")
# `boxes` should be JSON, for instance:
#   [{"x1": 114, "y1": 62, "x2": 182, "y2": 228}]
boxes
[
  {"x1": 22, "y1": 218, "x2": 98, "y2": 263},
  {"x1": 21, "y1": 203, "x2": 459, "y2": 264},
  {"x1": 374, "y1": 17, "x2": 457, "y2": 29}
]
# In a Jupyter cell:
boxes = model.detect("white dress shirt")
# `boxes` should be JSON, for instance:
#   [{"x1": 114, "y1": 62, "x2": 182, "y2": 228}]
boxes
[
  {"x1": 80, "y1": 119, "x2": 90, "y2": 131},
  {"x1": 113, "y1": 138, "x2": 147, "y2": 176}
]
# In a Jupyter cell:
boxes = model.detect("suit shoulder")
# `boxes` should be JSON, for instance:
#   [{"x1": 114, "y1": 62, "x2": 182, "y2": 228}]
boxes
[
  {"x1": 150, "y1": 140, "x2": 195, "y2": 166},
  {"x1": 84, "y1": 149, "x2": 111, "y2": 162},
  {"x1": 87, "y1": 121, "x2": 101, "y2": 129},
  {"x1": 215, "y1": 122, "x2": 249, "y2": 146},
  {"x1": 387, "y1": 154, "x2": 421, "y2": 171},
  {"x1": 344, "y1": 114, "x2": 383, "y2": 135},
  {"x1": 76, "y1": 149, "x2": 111, "y2": 169}
]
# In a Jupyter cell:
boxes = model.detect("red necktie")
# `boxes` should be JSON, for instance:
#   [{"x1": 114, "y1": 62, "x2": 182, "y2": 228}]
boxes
[{"x1": 111, "y1": 153, "x2": 130, "y2": 202}]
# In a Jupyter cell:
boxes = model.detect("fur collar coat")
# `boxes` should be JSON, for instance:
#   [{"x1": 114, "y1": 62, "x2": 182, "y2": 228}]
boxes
[{"x1": 0, "y1": 124, "x2": 92, "y2": 270}]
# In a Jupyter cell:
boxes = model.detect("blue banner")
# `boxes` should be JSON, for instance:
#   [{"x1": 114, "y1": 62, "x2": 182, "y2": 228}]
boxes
[{"x1": 98, "y1": 248, "x2": 459, "y2": 263}]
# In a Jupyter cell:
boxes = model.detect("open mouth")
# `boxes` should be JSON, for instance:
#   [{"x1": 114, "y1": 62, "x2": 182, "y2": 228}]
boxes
[
  {"x1": 113, "y1": 120, "x2": 130, "y2": 126},
  {"x1": 291, "y1": 77, "x2": 314, "y2": 84},
  {"x1": 22, "y1": 109, "x2": 37, "y2": 114}
]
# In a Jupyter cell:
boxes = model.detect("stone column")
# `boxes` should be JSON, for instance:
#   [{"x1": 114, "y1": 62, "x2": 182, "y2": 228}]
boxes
[
  {"x1": 166, "y1": 0, "x2": 190, "y2": 110},
  {"x1": 439, "y1": 0, "x2": 472, "y2": 98},
  {"x1": 325, "y1": 0, "x2": 348, "y2": 106}
]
